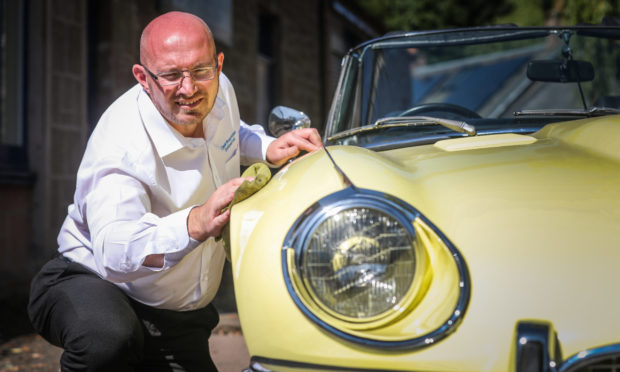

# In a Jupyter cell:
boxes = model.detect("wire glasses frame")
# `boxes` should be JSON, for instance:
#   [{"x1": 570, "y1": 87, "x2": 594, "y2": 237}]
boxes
[{"x1": 142, "y1": 61, "x2": 219, "y2": 86}]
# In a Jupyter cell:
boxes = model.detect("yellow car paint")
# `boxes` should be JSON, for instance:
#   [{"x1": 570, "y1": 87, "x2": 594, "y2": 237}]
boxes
[{"x1": 229, "y1": 117, "x2": 620, "y2": 371}]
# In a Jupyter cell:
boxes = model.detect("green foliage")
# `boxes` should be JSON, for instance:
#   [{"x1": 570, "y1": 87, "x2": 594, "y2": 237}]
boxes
[
  {"x1": 494, "y1": 0, "x2": 551, "y2": 26},
  {"x1": 564, "y1": 0, "x2": 620, "y2": 24},
  {"x1": 357, "y1": 0, "x2": 514, "y2": 30},
  {"x1": 570, "y1": 34, "x2": 620, "y2": 103},
  {"x1": 357, "y1": 0, "x2": 620, "y2": 31}
]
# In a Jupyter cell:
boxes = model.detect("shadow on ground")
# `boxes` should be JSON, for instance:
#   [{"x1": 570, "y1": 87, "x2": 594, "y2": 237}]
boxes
[
  {"x1": 0, "y1": 291, "x2": 34, "y2": 344},
  {"x1": 0, "y1": 263, "x2": 248, "y2": 372}
]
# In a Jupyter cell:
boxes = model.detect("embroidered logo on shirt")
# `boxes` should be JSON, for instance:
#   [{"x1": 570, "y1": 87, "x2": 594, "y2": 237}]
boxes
[{"x1": 220, "y1": 130, "x2": 237, "y2": 152}]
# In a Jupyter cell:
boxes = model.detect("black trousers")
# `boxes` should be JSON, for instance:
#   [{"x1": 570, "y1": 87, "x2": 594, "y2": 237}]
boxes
[{"x1": 27, "y1": 256, "x2": 220, "y2": 372}]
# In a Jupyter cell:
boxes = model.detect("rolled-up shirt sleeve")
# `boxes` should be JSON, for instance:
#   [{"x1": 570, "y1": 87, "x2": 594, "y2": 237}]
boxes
[
  {"x1": 57, "y1": 81, "x2": 240, "y2": 309},
  {"x1": 239, "y1": 120, "x2": 275, "y2": 166},
  {"x1": 83, "y1": 165, "x2": 200, "y2": 283}
]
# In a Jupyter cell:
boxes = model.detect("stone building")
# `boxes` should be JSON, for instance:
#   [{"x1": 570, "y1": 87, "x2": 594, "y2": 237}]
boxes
[{"x1": 0, "y1": 0, "x2": 381, "y2": 309}]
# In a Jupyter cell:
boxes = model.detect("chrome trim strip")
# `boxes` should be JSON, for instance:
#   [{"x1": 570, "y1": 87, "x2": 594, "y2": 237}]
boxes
[
  {"x1": 560, "y1": 343, "x2": 620, "y2": 372},
  {"x1": 281, "y1": 187, "x2": 471, "y2": 350},
  {"x1": 513, "y1": 320, "x2": 620, "y2": 372},
  {"x1": 328, "y1": 126, "x2": 543, "y2": 151},
  {"x1": 514, "y1": 321, "x2": 562, "y2": 372},
  {"x1": 248, "y1": 356, "x2": 412, "y2": 372}
]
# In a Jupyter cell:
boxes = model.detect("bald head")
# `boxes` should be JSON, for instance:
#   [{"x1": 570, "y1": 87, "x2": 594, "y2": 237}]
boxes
[
  {"x1": 140, "y1": 11, "x2": 216, "y2": 67},
  {"x1": 132, "y1": 11, "x2": 224, "y2": 136}
]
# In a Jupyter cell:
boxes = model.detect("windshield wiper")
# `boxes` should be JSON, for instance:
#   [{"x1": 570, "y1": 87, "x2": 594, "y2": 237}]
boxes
[
  {"x1": 514, "y1": 107, "x2": 620, "y2": 117},
  {"x1": 379, "y1": 116, "x2": 477, "y2": 135},
  {"x1": 327, "y1": 116, "x2": 477, "y2": 142}
]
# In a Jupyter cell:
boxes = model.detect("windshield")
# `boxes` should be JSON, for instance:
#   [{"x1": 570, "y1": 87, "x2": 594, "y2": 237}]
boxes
[{"x1": 326, "y1": 27, "x2": 620, "y2": 147}]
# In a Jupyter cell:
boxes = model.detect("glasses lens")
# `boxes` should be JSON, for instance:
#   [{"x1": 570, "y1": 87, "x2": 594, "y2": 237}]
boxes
[
  {"x1": 152, "y1": 66, "x2": 217, "y2": 86},
  {"x1": 192, "y1": 67, "x2": 216, "y2": 81},
  {"x1": 157, "y1": 72, "x2": 183, "y2": 86}
]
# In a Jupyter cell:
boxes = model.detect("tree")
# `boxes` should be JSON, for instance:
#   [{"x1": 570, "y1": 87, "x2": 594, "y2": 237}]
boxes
[
  {"x1": 564, "y1": 0, "x2": 620, "y2": 24},
  {"x1": 357, "y1": 0, "x2": 514, "y2": 30},
  {"x1": 356, "y1": 0, "x2": 620, "y2": 31}
]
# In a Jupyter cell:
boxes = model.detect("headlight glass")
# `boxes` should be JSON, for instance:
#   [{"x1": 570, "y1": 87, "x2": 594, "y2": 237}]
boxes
[{"x1": 300, "y1": 206, "x2": 415, "y2": 319}]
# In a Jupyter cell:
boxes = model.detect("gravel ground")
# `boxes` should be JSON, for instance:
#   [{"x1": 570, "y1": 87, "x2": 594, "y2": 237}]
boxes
[
  {"x1": 1, "y1": 263, "x2": 250, "y2": 372},
  {"x1": 0, "y1": 292, "x2": 250, "y2": 372},
  {"x1": 0, "y1": 334, "x2": 62, "y2": 372},
  {"x1": 0, "y1": 322, "x2": 249, "y2": 372}
]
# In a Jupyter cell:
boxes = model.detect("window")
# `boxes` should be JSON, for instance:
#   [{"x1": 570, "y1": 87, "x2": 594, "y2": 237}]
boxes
[
  {"x1": 160, "y1": 0, "x2": 233, "y2": 46},
  {"x1": 0, "y1": 0, "x2": 26, "y2": 176},
  {"x1": 257, "y1": 11, "x2": 278, "y2": 127}
]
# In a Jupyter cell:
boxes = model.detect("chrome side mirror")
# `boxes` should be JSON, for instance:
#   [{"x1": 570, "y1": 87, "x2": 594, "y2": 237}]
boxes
[{"x1": 268, "y1": 106, "x2": 311, "y2": 137}]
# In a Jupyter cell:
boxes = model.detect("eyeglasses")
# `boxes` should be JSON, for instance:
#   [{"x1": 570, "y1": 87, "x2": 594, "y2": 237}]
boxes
[{"x1": 142, "y1": 63, "x2": 218, "y2": 86}]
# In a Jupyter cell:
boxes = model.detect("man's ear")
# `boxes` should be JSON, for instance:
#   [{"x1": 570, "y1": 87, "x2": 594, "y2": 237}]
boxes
[
  {"x1": 217, "y1": 52, "x2": 225, "y2": 75},
  {"x1": 132, "y1": 64, "x2": 150, "y2": 93}
]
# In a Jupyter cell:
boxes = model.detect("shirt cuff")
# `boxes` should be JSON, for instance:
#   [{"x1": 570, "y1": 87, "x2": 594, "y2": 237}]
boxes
[
  {"x1": 261, "y1": 136, "x2": 276, "y2": 162},
  {"x1": 158, "y1": 206, "x2": 201, "y2": 267}
]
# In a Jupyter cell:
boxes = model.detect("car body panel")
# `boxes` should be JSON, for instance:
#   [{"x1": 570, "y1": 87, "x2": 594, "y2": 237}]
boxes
[
  {"x1": 231, "y1": 26, "x2": 620, "y2": 372},
  {"x1": 230, "y1": 116, "x2": 620, "y2": 371}
]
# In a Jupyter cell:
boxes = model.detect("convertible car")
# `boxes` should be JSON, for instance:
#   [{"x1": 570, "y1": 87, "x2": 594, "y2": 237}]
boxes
[{"x1": 229, "y1": 26, "x2": 620, "y2": 372}]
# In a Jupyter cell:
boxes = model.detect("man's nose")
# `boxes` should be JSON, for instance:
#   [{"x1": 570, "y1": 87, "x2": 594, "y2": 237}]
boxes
[{"x1": 177, "y1": 72, "x2": 198, "y2": 95}]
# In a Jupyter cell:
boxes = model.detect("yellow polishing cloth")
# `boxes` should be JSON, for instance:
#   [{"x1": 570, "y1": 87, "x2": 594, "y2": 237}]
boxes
[{"x1": 220, "y1": 163, "x2": 271, "y2": 260}]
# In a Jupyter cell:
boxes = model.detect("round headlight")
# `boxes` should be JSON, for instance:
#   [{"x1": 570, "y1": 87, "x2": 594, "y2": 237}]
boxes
[
  {"x1": 300, "y1": 205, "x2": 416, "y2": 320},
  {"x1": 283, "y1": 187, "x2": 470, "y2": 348}
]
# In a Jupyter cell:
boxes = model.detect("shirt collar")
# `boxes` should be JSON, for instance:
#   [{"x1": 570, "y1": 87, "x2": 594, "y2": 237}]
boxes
[
  {"x1": 204, "y1": 94, "x2": 226, "y2": 144},
  {"x1": 137, "y1": 86, "x2": 206, "y2": 157}
]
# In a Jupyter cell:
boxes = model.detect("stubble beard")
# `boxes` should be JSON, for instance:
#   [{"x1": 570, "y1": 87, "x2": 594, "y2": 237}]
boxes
[{"x1": 168, "y1": 108, "x2": 205, "y2": 127}]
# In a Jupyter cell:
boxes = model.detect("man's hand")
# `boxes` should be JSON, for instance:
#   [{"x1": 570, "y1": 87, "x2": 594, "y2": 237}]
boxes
[
  {"x1": 266, "y1": 128, "x2": 322, "y2": 166},
  {"x1": 187, "y1": 177, "x2": 252, "y2": 242},
  {"x1": 143, "y1": 177, "x2": 250, "y2": 268}
]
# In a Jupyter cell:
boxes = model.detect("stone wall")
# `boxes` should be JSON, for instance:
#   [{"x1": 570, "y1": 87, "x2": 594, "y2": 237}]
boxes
[
  {"x1": 43, "y1": 0, "x2": 89, "y2": 267},
  {"x1": 4, "y1": 0, "x2": 381, "y2": 304},
  {"x1": 0, "y1": 185, "x2": 32, "y2": 283}
]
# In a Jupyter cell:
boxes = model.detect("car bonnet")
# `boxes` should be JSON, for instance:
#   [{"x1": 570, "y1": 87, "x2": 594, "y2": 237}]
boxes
[{"x1": 327, "y1": 115, "x2": 620, "y2": 358}]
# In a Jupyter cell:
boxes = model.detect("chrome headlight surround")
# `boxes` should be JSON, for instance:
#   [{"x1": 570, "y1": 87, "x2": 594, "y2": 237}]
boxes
[{"x1": 282, "y1": 187, "x2": 471, "y2": 349}]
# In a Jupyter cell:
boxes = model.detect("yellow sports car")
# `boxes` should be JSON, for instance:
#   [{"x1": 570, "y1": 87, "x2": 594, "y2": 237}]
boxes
[{"x1": 230, "y1": 26, "x2": 620, "y2": 372}]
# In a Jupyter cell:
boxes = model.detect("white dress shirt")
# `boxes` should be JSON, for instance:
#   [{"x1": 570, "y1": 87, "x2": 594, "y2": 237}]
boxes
[{"x1": 58, "y1": 74, "x2": 274, "y2": 311}]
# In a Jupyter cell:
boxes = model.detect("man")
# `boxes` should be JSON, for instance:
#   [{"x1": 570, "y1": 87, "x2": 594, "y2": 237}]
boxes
[{"x1": 27, "y1": 11, "x2": 322, "y2": 371}]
